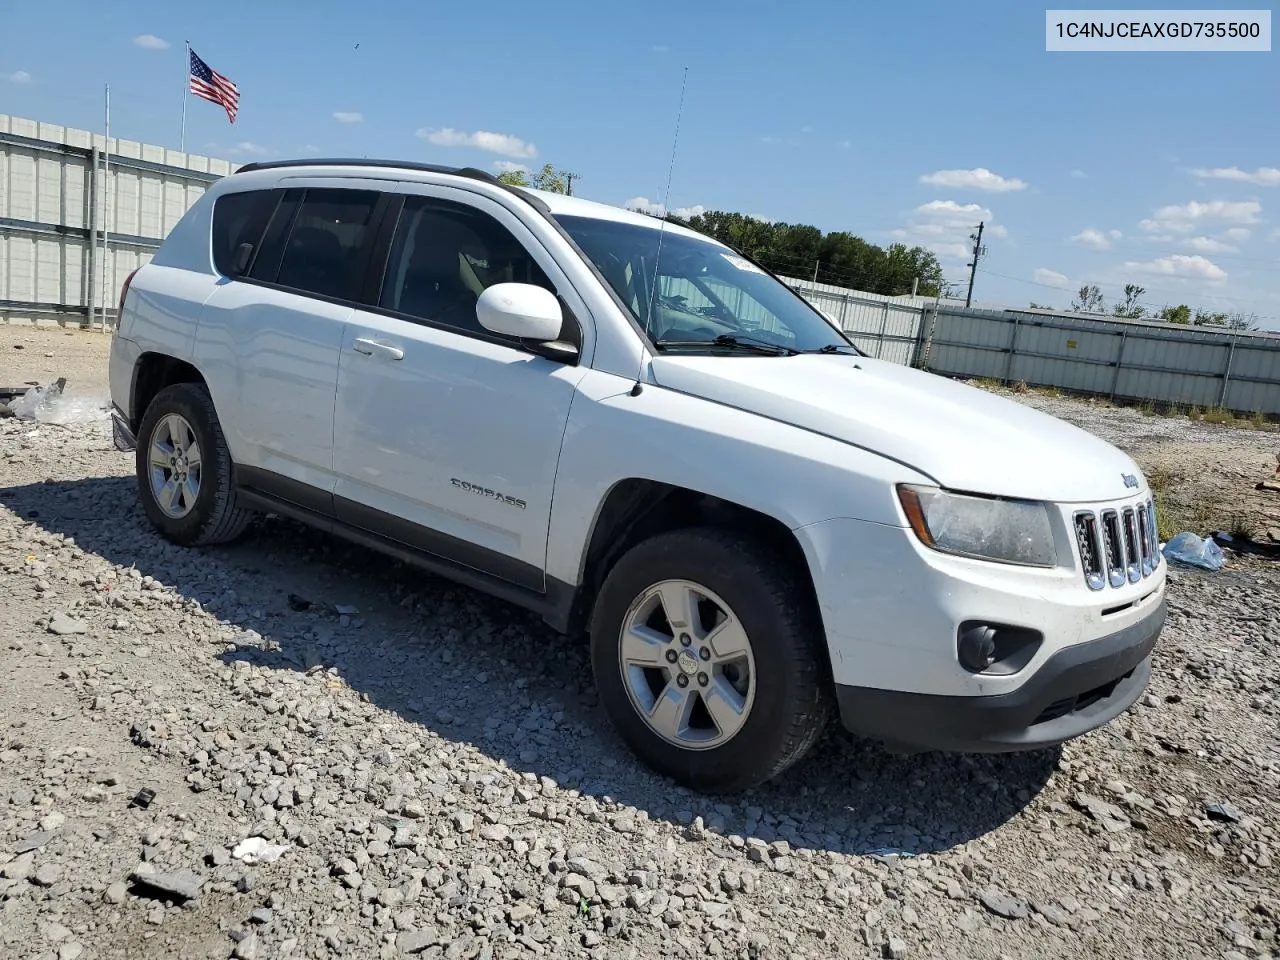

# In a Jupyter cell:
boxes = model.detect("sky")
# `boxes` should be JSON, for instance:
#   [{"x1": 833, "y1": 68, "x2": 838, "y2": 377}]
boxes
[{"x1": 2, "y1": 0, "x2": 1279, "y2": 328}]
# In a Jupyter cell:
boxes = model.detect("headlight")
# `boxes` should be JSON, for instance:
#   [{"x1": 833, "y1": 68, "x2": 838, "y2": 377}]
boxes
[{"x1": 897, "y1": 484, "x2": 1057, "y2": 567}]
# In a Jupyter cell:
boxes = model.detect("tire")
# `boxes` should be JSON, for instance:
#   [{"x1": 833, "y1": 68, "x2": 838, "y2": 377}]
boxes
[
  {"x1": 134, "y1": 382, "x2": 253, "y2": 546},
  {"x1": 589, "y1": 526, "x2": 832, "y2": 792}
]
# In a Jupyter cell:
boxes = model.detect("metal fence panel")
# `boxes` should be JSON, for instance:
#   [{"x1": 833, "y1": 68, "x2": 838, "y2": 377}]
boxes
[{"x1": 2, "y1": 112, "x2": 1278, "y2": 415}]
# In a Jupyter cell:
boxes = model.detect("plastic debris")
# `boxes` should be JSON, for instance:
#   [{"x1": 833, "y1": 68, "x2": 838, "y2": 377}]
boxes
[
  {"x1": 7, "y1": 378, "x2": 109, "y2": 424},
  {"x1": 1161, "y1": 531, "x2": 1225, "y2": 571},
  {"x1": 232, "y1": 837, "x2": 289, "y2": 864},
  {"x1": 128, "y1": 788, "x2": 156, "y2": 810}
]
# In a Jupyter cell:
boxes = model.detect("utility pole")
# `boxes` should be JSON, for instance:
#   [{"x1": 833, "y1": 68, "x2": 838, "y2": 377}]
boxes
[
  {"x1": 964, "y1": 220, "x2": 985, "y2": 309},
  {"x1": 565, "y1": 172, "x2": 577, "y2": 196},
  {"x1": 812, "y1": 260, "x2": 820, "y2": 283}
]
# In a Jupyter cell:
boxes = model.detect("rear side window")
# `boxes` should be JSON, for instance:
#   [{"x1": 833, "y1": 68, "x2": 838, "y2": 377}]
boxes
[
  {"x1": 274, "y1": 189, "x2": 380, "y2": 301},
  {"x1": 210, "y1": 190, "x2": 277, "y2": 276}
]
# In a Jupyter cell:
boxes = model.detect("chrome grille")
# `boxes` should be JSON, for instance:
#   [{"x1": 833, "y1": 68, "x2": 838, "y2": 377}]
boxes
[{"x1": 1074, "y1": 498, "x2": 1161, "y2": 591}]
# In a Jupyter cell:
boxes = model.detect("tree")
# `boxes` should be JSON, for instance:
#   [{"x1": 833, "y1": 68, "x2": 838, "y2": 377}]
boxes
[
  {"x1": 530, "y1": 163, "x2": 577, "y2": 194},
  {"x1": 680, "y1": 211, "x2": 942, "y2": 297},
  {"x1": 1225, "y1": 310, "x2": 1260, "y2": 331},
  {"x1": 1071, "y1": 284, "x2": 1105, "y2": 313},
  {"x1": 1112, "y1": 283, "x2": 1146, "y2": 319},
  {"x1": 1193, "y1": 308, "x2": 1227, "y2": 327},
  {"x1": 496, "y1": 163, "x2": 578, "y2": 194},
  {"x1": 1029, "y1": 301, "x2": 1051, "y2": 309},
  {"x1": 1158, "y1": 304, "x2": 1191, "y2": 325}
]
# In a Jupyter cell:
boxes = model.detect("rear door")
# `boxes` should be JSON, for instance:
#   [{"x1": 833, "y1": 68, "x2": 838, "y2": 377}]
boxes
[{"x1": 195, "y1": 185, "x2": 389, "y2": 503}]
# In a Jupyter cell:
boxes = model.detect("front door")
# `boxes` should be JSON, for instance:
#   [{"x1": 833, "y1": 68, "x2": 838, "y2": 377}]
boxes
[{"x1": 331, "y1": 190, "x2": 588, "y2": 588}]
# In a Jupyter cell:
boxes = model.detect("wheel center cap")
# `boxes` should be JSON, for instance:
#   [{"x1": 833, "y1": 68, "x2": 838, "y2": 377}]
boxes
[{"x1": 676, "y1": 649, "x2": 700, "y2": 676}]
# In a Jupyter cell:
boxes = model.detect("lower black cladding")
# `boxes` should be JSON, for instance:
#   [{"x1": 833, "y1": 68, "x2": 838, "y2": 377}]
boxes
[{"x1": 233, "y1": 465, "x2": 576, "y2": 632}]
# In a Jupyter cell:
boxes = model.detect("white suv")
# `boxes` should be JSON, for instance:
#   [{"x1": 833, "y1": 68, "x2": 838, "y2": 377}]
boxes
[{"x1": 108, "y1": 159, "x2": 1167, "y2": 791}]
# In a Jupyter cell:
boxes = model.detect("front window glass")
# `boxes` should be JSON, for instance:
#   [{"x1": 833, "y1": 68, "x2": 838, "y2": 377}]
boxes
[{"x1": 553, "y1": 214, "x2": 855, "y2": 355}]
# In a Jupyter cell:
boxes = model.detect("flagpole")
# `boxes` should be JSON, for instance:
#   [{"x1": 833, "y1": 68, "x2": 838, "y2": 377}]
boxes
[
  {"x1": 180, "y1": 41, "x2": 189, "y2": 154},
  {"x1": 99, "y1": 83, "x2": 111, "y2": 332}
]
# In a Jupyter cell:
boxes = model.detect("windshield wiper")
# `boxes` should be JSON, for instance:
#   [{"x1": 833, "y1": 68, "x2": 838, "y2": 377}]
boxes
[
  {"x1": 804, "y1": 343, "x2": 860, "y2": 354},
  {"x1": 655, "y1": 333, "x2": 799, "y2": 356}
]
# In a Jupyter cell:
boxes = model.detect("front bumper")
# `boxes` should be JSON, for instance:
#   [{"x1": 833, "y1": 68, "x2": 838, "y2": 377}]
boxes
[
  {"x1": 835, "y1": 596, "x2": 1165, "y2": 753},
  {"x1": 111, "y1": 405, "x2": 137, "y2": 452}
]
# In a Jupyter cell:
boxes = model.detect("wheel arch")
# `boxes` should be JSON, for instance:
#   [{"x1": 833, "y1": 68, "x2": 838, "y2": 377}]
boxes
[
  {"x1": 567, "y1": 479, "x2": 827, "y2": 652},
  {"x1": 130, "y1": 353, "x2": 206, "y2": 430}
]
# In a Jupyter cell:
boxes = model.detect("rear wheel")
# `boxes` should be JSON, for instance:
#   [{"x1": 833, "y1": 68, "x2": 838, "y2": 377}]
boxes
[
  {"x1": 135, "y1": 382, "x2": 253, "y2": 546},
  {"x1": 590, "y1": 527, "x2": 832, "y2": 792}
]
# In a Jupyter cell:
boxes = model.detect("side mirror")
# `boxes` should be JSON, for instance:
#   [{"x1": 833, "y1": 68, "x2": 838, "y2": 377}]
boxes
[{"x1": 476, "y1": 283, "x2": 563, "y2": 342}]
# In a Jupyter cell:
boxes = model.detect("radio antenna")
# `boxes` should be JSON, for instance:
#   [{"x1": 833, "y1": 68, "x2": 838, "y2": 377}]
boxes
[{"x1": 631, "y1": 65, "x2": 689, "y2": 397}]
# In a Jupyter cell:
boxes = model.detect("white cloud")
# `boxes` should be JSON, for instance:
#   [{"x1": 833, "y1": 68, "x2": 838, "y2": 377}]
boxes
[
  {"x1": 132, "y1": 34, "x2": 170, "y2": 49},
  {"x1": 1190, "y1": 166, "x2": 1280, "y2": 187},
  {"x1": 624, "y1": 197, "x2": 706, "y2": 219},
  {"x1": 801, "y1": 125, "x2": 814, "y2": 134},
  {"x1": 674, "y1": 204, "x2": 707, "y2": 219},
  {"x1": 225, "y1": 142, "x2": 275, "y2": 157},
  {"x1": 3, "y1": 70, "x2": 32, "y2": 84},
  {"x1": 892, "y1": 200, "x2": 996, "y2": 260},
  {"x1": 1139, "y1": 199, "x2": 1262, "y2": 234},
  {"x1": 299, "y1": 144, "x2": 321, "y2": 154},
  {"x1": 1070, "y1": 227, "x2": 1118, "y2": 250},
  {"x1": 1034, "y1": 268, "x2": 1069, "y2": 288},
  {"x1": 838, "y1": 139, "x2": 851, "y2": 150},
  {"x1": 919, "y1": 167, "x2": 1027, "y2": 192},
  {"x1": 652, "y1": 44, "x2": 670, "y2": 53},
  {"x1": 1185, "y1": 235, "x2": 1239, "y2": 254},
  {"x1": 492, "y1": 161, "x2": 529, "y2": 174},
  {"x1": 416, "y1": 127, "x2": 536, "y2": 158},
  {"x1": 915, "y1": 199, "x2": 993, "y2": 221},
  {"x1": 987, "y1": 224, "x2": 1009, "y2": 239},
  {"x1": 1223, "y1": 227, "x2": 1252, "y2": 242},
  {"x1": 1122, "y1": 254, "x2": 1227, "y2": 282},
  {"x1": 1070, "y1": 169, "x2": 1088, "y2": 179},
  {"x1": 332, "y1": 111, "x2": 363, "y2": 124}
]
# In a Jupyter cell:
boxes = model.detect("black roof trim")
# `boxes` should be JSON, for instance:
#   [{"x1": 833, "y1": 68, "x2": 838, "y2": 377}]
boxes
[{"x1": 230, "y1": 157, "x2": 552, "y2": 213}]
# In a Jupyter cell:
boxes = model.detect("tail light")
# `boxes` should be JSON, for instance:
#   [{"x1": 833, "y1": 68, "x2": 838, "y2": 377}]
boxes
[{"x1": 118, "y1": 267, "x2": 141, "y2": 317}]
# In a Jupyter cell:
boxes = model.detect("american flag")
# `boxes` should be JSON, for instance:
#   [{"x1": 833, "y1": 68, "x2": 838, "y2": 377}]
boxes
[{"x1": 189, "y1": 48, "x2": 239, "y2": 124}]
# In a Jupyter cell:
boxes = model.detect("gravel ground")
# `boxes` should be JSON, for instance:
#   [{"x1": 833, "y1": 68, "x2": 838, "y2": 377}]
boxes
[{"x1": 1, "y1": 327, "x2": 1278, "y2": 960}]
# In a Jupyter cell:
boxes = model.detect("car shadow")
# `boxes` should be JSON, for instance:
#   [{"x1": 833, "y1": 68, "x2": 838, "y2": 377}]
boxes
[{"x1": 2, "y1": 474, "x2": 1061, "y2": 858}]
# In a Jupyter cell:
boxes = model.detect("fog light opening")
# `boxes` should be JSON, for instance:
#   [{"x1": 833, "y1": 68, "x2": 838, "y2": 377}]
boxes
[{"x1": 957, "y1": 621, "x2": 1043, "y2": 676}]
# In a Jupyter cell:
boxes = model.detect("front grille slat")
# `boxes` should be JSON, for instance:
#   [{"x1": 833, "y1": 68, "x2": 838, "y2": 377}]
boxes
[
  {"x1": 1136, "y1": 503, "x2": 1154, "y2": 576},
  {"x1": 1123, "y1": 508, "x2": 1143, "y2": 583},
  {"x1": 1074, "y1": 511, "x2": 1105, "y2": 590},
  {"x1": 1074, "y1": 498, "x2": 1162, "y2": 592}
]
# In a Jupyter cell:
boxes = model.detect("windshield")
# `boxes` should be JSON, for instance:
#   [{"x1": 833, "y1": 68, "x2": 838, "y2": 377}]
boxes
[{"x1": 553, "y1": 214, "x2": 857, "y2": 355}]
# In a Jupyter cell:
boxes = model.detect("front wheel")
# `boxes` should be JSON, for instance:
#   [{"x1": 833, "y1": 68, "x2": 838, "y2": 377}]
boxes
[{"x1": 589, "y1": 527, "x2": 832, "y2": 792}]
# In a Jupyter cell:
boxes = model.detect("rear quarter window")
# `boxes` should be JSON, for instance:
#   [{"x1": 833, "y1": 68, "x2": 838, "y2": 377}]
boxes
[{"x1": 210, "y1": 189, "x2": 278, "y2": 276}]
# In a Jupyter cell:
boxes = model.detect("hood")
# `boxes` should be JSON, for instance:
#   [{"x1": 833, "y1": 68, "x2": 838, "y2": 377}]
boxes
[{"x1": 649, "y1": 353, "x2": 1143, "y2": 503}]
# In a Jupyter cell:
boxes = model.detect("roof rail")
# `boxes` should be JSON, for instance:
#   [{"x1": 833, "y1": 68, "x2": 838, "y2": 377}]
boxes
[
  {"x1": 229, "y1": 156, "x2": 550, "y2": 212},
  {"x1": 233, "y1": 157, "x2": 469, "y2": 176}
]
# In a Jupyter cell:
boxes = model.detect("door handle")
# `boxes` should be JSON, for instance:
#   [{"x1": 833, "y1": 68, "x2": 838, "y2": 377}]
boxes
[{"x1": 352, "y1": 338, "x2": 404, "y2": 361}]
